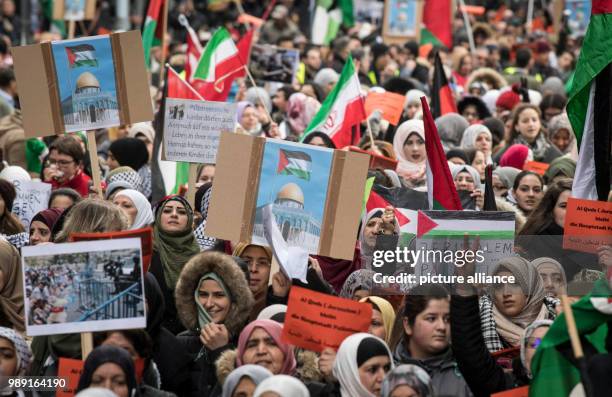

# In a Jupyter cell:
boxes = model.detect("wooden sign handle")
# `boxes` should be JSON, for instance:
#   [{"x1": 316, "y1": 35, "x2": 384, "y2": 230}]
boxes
[
  {"x1": 81, "y1": 332, "x2": 93, "y2": 359},
  {"x1": 86, "y1": 130, "x2": 102, "y2": 198},
  {"x1": 186, "y1": 163, "x2": 198, "y2": 210}
]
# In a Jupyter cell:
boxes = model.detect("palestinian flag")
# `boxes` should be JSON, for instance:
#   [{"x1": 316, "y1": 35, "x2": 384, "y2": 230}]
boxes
[
  {"x1": 567, "y1": 1, "x2": 612, "y2": 201},
  {"x1": 277, "y1": 149, "x2": 312, "y2": 181},
  {"x1": 421, "y1": 97, "x2": 462, "y2": 210},
  {"x1": 142, "y1": 0, "x2": 165, "y2": 67},
  {"x1": 421, "y1": 0, "x2": 452, "y2": 48},
  {"x1": 192, "y1": 28, "x2": 245, "y2": 100},
  {"x1": 302, "y1": 56, "x2": 366, "y2": 148},
  {"x1": 65, "y1": 45, "x2": 97, "y2": 68},
  {"x1": 530, "y1": 279, "x2": 612, "y2": 397},
  {"x1": 431, "y1": 51, "x2": 457, "y2": 119}
]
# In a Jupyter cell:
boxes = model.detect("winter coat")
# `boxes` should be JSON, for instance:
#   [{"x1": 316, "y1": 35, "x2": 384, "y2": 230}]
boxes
[
  {"x1": 149, "y1": 251, "x2": 185, "y2": 335},
  {"x1": 0, "y1": 111, "x2": 26, "y2": 171},
  {"x1": 174, "y1": 252, "x2": 254, "y2": 397},
  {"x1": 393, "y1": 341, "x2": 474, "y2": 397}
]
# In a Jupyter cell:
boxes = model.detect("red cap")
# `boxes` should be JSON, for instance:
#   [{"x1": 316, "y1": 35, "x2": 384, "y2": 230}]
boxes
[{"x1": 496, "y1": 86, "x2": 521, "y2": 111}]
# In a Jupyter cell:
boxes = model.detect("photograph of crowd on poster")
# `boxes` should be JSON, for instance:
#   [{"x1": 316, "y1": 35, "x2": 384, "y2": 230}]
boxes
[
  {"x1": 51, "y1": 35, "x2": 120, "y2": 132},
  {"x1": 21, "y1": 239, "x2": 145, "y2": 336}
]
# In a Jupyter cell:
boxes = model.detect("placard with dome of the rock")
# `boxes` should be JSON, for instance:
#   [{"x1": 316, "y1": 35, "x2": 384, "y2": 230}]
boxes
[
  {"x1": 11, "y1": 31, "x2": 153, "y2": 138},
  {"x1": 205, "y1": 133, "x2": 370, "y2": 260}
]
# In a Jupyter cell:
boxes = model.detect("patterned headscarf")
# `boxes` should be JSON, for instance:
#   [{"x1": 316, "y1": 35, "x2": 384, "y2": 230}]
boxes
[{"x1": 0, "y1": 327, "x2": 31, "y2": 375}]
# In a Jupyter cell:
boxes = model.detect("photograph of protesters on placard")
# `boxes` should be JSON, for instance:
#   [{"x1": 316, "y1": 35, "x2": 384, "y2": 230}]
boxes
[
  {"x1": 51, "y1": 35, "x2": 120, "y2": 132},
  {"x1": 249, "y1": 44, "x2": 299, "y2": 84},
  {"x1": 21, "y1": 238, "x2": 145, "y2": 336},
  {"x1": 384, "y1": 0, "x2": 420, "y2": 38},
  {"x1": 64, "y1": 0, "x2": 86, "y2": 20},
  {"x1": 252, "y1": 140, "x2": 333, "y2": 254}
]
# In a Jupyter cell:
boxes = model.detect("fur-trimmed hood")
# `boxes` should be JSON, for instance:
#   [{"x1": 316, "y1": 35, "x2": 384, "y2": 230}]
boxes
[
  {"x1": 466, "y1": 68, "x2": 508, "y2": 90},
  {"x1": 175, "y1": 251, "x2": 254, "y2": 337},
  {"x1": 215, "y1": 348, "x2": 322, "y2": 386}
]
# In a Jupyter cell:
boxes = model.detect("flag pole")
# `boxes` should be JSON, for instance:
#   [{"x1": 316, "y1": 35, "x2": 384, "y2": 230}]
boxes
[
  {"x1": 365, "y1": 117, "x2": 377, "y2": 152},
  {"x1": 560, "y1": 295, "x2": 594, "y2": 397},
  {"x1": 244, "y1": 66, "x2": 274, "y2": 123},
  {"x1": 158, "y1": 0, "x2": 170, "y2": 88},
  {"x1": 458, "y1": 0, "x2": 476, "y2": 54}
]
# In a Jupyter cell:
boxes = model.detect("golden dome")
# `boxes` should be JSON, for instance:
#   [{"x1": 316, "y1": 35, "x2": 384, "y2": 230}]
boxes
[
  {"x1": 76, "y1": 72, "x2": 100, "y2": 89},
  {"x1": 276, "y1": 183, "x2": 304, "y2": 205}
]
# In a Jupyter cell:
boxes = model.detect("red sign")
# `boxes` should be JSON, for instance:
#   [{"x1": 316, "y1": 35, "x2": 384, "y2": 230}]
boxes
[{"x1": 563, "y1": 197, "x2": 612, "y2": 253}]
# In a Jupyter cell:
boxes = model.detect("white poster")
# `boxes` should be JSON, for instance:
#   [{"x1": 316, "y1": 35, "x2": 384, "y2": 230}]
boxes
[
  {"x1": 12, "y1": 180, "x2": 52, "y2": 229},
  {"x1": 163, "y1": 98, "x2": 236, "y2": 164}
]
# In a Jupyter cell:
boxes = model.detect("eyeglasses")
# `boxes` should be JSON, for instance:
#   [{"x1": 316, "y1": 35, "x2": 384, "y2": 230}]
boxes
[{"x1": 47, "y1": 159, "x2": 74, "y2": 166}]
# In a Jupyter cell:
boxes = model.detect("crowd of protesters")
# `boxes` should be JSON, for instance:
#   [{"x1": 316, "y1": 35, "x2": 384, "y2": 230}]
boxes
[{"x1": 0, "y1": 1, "x2": 611, "y2": 397}]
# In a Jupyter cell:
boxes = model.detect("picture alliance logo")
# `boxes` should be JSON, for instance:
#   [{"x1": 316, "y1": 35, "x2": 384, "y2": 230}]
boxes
[{"x1": 371, "y1": 247, "x2": 487, "y2": 268}]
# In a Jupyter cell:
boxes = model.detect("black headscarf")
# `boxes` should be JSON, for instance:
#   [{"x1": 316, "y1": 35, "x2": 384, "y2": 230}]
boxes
[
  {"x1": 144, "y1": 273, "x2": 165, "y2": 337},
  {"x1": 109, "y1": 138, "x2": 149, "y2": 172},
  {"x1": 76, "y1": 345, "x2": 139, "y2": 396},
  {"x1": 194, "y1": 182, "x2": 213, "y2": 215}
]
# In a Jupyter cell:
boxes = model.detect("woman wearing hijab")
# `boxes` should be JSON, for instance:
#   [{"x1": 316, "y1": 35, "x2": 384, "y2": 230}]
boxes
[
  {"x1": 435, "y1": 113, "x2": 469, "y2": 151},
  {"x1": 532, "y1": 258, "x2": 567, "y2": 298},
  {"x1": 108, "y1": 138, "x2": 152, "y2": 199},
  {"x1": 392, "y1": 120, "x2": 426, "y2": 190},
  {"x1": 0, "y1": 241, "x2": 24, "y2": 332},
  {"x1": 404, "y1": 90, "x2": 426, "y2": 120},
  {"x1": 547, "y1": 113, "x2": 575, "y2": 154},
  {"x1": 543, "y1": 156, "x2": 576, "y2": 185},
  {"x1": 29, "y1": 208, "x2": 63, "y2": 245},
  {"x1": 460, "y1": 124, "x2": 493, "y2": 164},
  {"x1": 359, "y1": 208, "x2": 399, "y2": 270},
  {"x1": 150, "y1": 195, "x2": 200, "y2": 335},
  {"x1": 174, "y1": 251, "x2": 253, "y2": 397},
  {"x1": 381, "y1": 364, "x2": 434, "y2": 397},
  {"x1": 0, "y1": 179, "x2": 24, "y2": 236},
  {"x1": 236, "y1": 102, "x2": 263, "y2": 137},
  {"x1": 340, "y1": 270, "x2": 376, "y2": 300},
  {"x1": 302, "y1": 132, "x2": 337, "y2": 149},
  {"x1": 142, "y1": 274, "x2": 191, "y2": 396},
  {"x1": 104, "y1": 167, "x2": 143, "y2": 200},
  {"x1": 450, "y1": 164, "x2": 484, "y2": 209},
  {"x1": 479, "y1": 257, "x2": 557, "y2": 352},
  {"x1": 392, "y1": 285, "x2": 472, "y2": 397},
  {"x1": 192, "y1": 183, "x2": 219, "y2": 251},
  {"x1": 0, "y1": 326, "x2": 31, "y2": 377},
  {"x1": 112, "y1": 190, "x2": 154, "y2": 230},
  {"x1": 333, "y1": 333, "x2": 393, "y2": 397},
  {"x1": 360, "y1": 296, "x2": 396, "y2": 346},
  {"x1": 76, "y1": 345, "x2": 139, "y2": 397},
  {"x1": 282, "y1": 93, "x2": 321, "y2": 139},
  {"x1": 498, "y1": 144, "x2": 532, "y2": 170},
  {"x1": 253, "y1": 375, "x2": 310, "y2": 397},
  {"x1": 222, "y1": 365, "x2": 272, "y2": 397},
  {"x1": 492, "y1": 167, "x2": 520, "y2": 198}
]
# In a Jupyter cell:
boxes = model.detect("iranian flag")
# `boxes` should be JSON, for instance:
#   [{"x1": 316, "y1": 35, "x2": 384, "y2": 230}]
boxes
[
  {"x1": 530, "y1": 279, "x2": 612, "y2": 397},
  {"x1": 302, "y1": 56, "x2": 366, "y2": 148},
  {"x1": 182, "y1": 17, "x2": 203, "y2": 82},
  {"x1": 421, "y1": 97, "x2": 462, "y2": 210},
  {"x1": 567, "y1": 0, "x2": 612, "y2": 201},
  {"x1": 277, "y1": 149, "x2": 312, "y2": 181},
  {"x1": 192, "y1": 28, "x2": 245, "y2": 100},
  {"x1": 65, "y1": 44, "x2": 97, "y2": 68},
  {"x1": 141, "y1": 0, "x2": 165, "y2": 67}
]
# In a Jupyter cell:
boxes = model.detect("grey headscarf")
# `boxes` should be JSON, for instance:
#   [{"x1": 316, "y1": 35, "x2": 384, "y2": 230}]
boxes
[
  {"x1": 450, "y1": 163, "x2": 483, "y2": 190},
  {"x1": 222, "y1": 365, "x2": 273, "y2": 397},
  {"x1": 520, "y1": 319, "x2": 553, "y2": 378},
  {"x1": 340, "y1": 269, "x2": 376, "y2": 299},
  {"x1": 541, "y1": 77, "x2": 566, "y2": 96},
  {"x1": 381, "y1": 364, "x2": 434, "y2": 397},
  {"x1": 246, "y1": 87, "x2": 272, "y2": 113},
  {"x1": 460, "y1": 124, "x2": 493, "y2": 150},
  {"x1": 547, "y1": 113, "x2": 575, "y2": 154},
  {"x1": 435, "y1": 113, "x2": 469, "y2": 150},
  {"x1": 493, "y1": 167, "x2": 521, "y2": 189}
]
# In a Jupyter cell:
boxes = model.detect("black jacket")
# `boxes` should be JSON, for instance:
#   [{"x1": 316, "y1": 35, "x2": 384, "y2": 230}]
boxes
[{"x1": 149, "y1": 251, "x2": 185, "y2": 335}]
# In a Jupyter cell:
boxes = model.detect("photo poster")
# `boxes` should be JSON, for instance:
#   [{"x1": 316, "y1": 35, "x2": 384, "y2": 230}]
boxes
[
  {"x1": 251, "y1": 140, "x2": 334, "y2": 255},
  {"x1": 566, "y1": 0, "x2": 591, "y2": 35},
  {"x1": 382, "y1": 0, "x2": 423, "y2": 44},
  {"x1": 21, "y1": 238, "x2": 146, "y2": 336},
  {"x1": 11, "y1": 180, "x2": 52, "y2": 229},
  {"x1": 414, "y1": 211, "x2": 516, "y2": 279},
  {"x1": 249, "y1": 44, "x2": 300, "y2": 84},
  {"x1": 163, "y1": 98, "x2": 237, "y2": 164},
  {"x1": 51, "y1": 35, "x2": 120, "y2": 132},
  {"x1": 53, "y1": 0, "x2": 96, "y2": 21}
]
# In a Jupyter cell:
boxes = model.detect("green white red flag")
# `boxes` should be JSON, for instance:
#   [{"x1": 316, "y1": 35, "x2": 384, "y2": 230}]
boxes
[{"x1": 142, "y1": 0, "x2": 165, "y2": 67}]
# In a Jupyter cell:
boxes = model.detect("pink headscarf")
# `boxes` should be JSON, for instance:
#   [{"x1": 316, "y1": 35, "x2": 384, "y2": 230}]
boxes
[
  {"x1": 500, "y1": 144, "x2": 530, "y2": 170},
  {"x1": 236, "y1": 319, "x2": 297, "y2": 375},
  {"x1": 287, "y1": 93, "x2": 321, "y2": 134}
]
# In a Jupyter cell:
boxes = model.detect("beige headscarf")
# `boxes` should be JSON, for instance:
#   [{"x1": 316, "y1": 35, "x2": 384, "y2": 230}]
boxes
[
  {"x1": 491, "y1": 257, "x2": 547, "y2": 347},
  {"x1": 0, "y1": 240, "x2": 24, "y2": 332}
]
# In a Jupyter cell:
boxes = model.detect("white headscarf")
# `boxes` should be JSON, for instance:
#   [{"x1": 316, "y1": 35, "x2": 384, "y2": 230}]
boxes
[
  {"x1": 393, "y1": 120, "x2": 426, "y2": 175},
  {"x1": 75, "y1": 389, "x2": 118, "y2": 397},
  {"x1": 450, "y1": 163, "x2": 483, "y2": 191},
  {"x1": 114, "y1": 189, "x2": 154, "y2": 230},
  {"x1": 333, "y1": 333, "x2": 394, "y2": 397},
  {"x1": 223, "y1": 365, "x2": 273, "y2": 397},
  {"x1": 253, "y1": 374, "x2": 310, "y2": 397},
  {"x1": 0, "y1": 166, "x2": 31, "y2": 183},
  {"x1": 460, "y1": 124, "x2": 492, "y2": 150}
]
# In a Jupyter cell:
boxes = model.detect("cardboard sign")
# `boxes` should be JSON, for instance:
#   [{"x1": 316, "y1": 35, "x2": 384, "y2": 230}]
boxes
[
  {"x1": 523, "y1": 161, "x2": 549, "y2": 176},
  {"x1": 491, "y1": 386, "x2": 529, "y2": 397},
  {"x1": 57, "y1": 357, "x2": 83, "y2": 397},
  {"x1": 12, "y1": 31, "x2": 153, "y2": 137},
  {"x1": 249, "y1": 44, "x2": 300, "y2": 84},
  {"x1": 365, "y1": 91, "x2": 405, "y2": 125},
  {"x1": 563, "y1": 197, "x2": 612, "y2": 253},
  {"x1": 11, "y1": 180, "x2": 52, "y2": 229},
  {"x1": 69, "y1": 227, "x2": 153, "y2": 273},
  {"x1": 206, "y1": 133, "x2": 370, "y2": 260},
  {"x1": 163, "y1": 98, "x2": 236, "y2": 164},
  {"x1": 53, "y1": 0, "x2": 96, "y2": 21},
  {"x1": 282, "y1": 286, "x2": 372, "y2": 352},
  {"x1": 21, "y1": 238, "x2": 146, "y2": 336}
]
